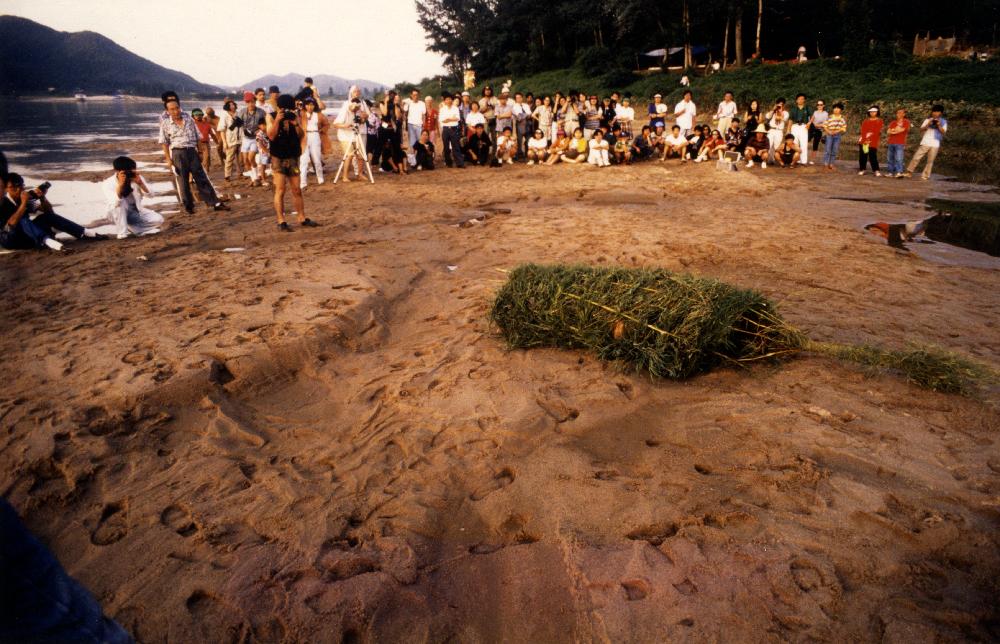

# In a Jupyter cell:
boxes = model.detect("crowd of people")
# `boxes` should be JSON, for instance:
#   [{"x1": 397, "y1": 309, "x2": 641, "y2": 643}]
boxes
[{"x1": 1, "y1": 80, "x2": 951, "y2": 251}]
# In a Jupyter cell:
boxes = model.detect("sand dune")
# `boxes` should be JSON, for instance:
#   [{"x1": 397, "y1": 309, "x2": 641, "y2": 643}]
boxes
[{"x1": 2, "y1": 151, "x2": 999, "y2": 642}]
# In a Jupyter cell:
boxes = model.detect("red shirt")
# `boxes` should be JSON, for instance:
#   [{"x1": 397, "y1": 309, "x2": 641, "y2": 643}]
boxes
[
  {"x1": 887, "y1": 118, "x2": 910, "y2": 145},
  {"x1": 194, "y1": 119, "x2": 212, "y2": 142},
  {"x1": 859, "y1": 118, "x2": 883, "y2": 147}
]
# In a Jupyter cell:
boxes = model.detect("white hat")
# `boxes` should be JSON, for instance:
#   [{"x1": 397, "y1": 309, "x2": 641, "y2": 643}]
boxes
[
  {"x1": 653, "y1": 93, "x2": 662, "y2": 98},
  {"x1": 461, "y1": 91, "x2": 470, "y2": 96},
  {"x1": 868, "y1": 106, "x2": 879, "y2": 112}
]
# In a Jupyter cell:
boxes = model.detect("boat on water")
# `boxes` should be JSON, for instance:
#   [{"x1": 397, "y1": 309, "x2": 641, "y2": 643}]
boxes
[{"x1": 74, "y1": 90, "x2": 87, "y2": 101}]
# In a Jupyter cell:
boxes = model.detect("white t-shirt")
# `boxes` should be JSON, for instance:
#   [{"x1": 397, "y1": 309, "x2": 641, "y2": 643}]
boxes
[
  {"x1": 528, "y1": 136, "x2": 548, "y2": 150},
  {"x1": 466, "y1": 112, "x2": 486, "y2": 128},
  {"x1": 664, "y1": 133, "x2": 687, "y2": 147},
  {"x1": 438, "y1": 104, "x2": 461, "y2": 126},
  {"x1": 919, "y1": 117, "x2": 947, "y2": 148},
  {"x1": 406, "y1": 99, "x2": 426, "y2": 125},
  {"x1": 616, "y1": 106, "x2": 635, "y2": 122},
  {"x1": 496, "y1": 134, "x2": 514, "y2": 149},
  {"x1": 589, "y1": 138, "x2": 609, "y2": 151},
  {"x1": 654, "y1": 103, "x2": 668, "y2": 117},
  {"x1": 716, "y1": 100, "x2": 738, "y2": 119},
  {"x1": 674, "y1": 100, "x2": 696, "y2": 129}
]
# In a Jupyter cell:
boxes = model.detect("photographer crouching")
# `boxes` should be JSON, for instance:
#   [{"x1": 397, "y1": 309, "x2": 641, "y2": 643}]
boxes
[
  {"x1": 267, "y1": 94, "x2": 319, "y2": 232},
  {"x1": 93, "y1": 156, "x2": 163, "y2": 238},
  {"x1": 0, "y1": 174, "x2": 105, "y2": 252}
]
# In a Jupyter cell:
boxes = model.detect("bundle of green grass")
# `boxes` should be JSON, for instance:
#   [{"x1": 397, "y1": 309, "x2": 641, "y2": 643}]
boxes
[{"x1": 490, "y1": 264, "x2": 994, "y2": 395}]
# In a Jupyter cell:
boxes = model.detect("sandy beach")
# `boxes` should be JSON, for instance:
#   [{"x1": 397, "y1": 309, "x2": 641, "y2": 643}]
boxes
[{"x1": 2, "y1": 145, "x2": 999, "y2": 642}]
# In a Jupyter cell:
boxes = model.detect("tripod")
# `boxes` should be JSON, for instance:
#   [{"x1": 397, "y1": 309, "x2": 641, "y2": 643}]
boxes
[{"x1": 333, "y1": 124, "x2": 375, "y2": 184}]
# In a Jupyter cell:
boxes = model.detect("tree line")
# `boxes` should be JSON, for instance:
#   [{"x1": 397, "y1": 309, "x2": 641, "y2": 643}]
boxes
[{"x1": 416, "y1": 0, "x2": 999, "y2": 80}]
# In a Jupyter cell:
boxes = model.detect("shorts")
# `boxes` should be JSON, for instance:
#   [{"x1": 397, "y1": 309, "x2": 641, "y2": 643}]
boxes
[
  {"x1": 257, "y1": 152, "x2": 271, "y2": 166},
  {"x1": 271, "y1": 156, "x2": 300, "y2": 177},
  {"x1": 241, "y1": 138, "x2": 258, "y2": 153}
]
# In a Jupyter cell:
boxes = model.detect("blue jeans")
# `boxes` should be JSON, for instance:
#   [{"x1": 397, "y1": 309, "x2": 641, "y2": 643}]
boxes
[
  {"x1": 823, "y1": 134, "x2": 842, "y2": 166},
  {"x1": 1, "y1": 211, "x2": 85, "y2": 249},
  {"x1": 887, "y1": 144, "x2": 905, "y2": 175},
  {"x1": 0, "y1": 499, "x2": 132, "y2": 643}
]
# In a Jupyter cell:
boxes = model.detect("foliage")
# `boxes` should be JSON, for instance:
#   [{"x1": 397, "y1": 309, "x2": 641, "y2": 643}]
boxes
[
  {"x1": 489, "y1": 264, "x2": 996, "y2": 396},
  {"x1": 490, "y1": 264, "x2": 805, "y2": 379}
]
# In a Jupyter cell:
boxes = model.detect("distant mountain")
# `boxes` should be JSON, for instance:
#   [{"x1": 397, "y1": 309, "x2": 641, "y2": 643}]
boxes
[
  {"x1": 234, "y1": 73, "x2": 386, "y2": 98},
  {"x1": 0, "y1": 15, "x2": 220, "y2": 96}
]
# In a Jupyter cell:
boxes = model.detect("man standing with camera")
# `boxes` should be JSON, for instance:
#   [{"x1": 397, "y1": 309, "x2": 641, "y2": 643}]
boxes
[
  {"x1": 903, "y1": 105, "x2": 947, "y2": 180},
  {"x1": 159, "y1": 98, "x2": 229, "y2": 214},
  {"x1": 266, "y1": 94, "x2": 319, "y2": 231}
]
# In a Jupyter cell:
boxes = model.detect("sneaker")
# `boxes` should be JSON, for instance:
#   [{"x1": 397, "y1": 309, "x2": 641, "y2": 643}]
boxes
[
  {"x1": 526, "y1": 160, "x2": 534, "y2": 166},
  {"x1": 901, "y1": 171, "x2": 912, "y2": 178},
  {"x1": 747, "y1": 160, "x2": 754, "y2": 168},
  {"x1": 875, "y1": 171, "x2": 882, "y2": 177},
  {"x1": 278, "y1": 222, "x2": 293, "y2": 232},
  {"x1": 808, "y1": 161, "x2": 815, "y2": 165},
  {"x1": 301, "y1": 218, "x2": 319, "y2": 228},
  {"x1": 761, "y1": 161, "x2": 767, "y2": 169},
  {"x1": 507, "y1": 159, "x2": 513, "y2": 165},
  {"x1": 213, "y1": 203, "x2": 230, "y2": 212},
  {"x1": 858, "y1": 171, "x2": 865, "y2": 176},
  {"x1": 185, "y1": 206, "x2": 195, "y2": 215}
]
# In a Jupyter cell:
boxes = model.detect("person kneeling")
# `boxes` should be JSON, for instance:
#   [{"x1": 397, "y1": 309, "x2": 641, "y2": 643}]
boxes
[
  {"x1": 744, "y1": 125, "x2": 771, "y2": 168},
  {"x1": 413, "y1": 130, "x2": 435, "y2": 170},
  {"x1": 96, "y1": 157, "x2": 163, "y2": 238},
  {"x1": 0, "y1": 174, "x2": 104, "y2": 252},
  {"x1": 775, "y1": 134, "x2": 801, "y2": 168},
  {"x1": 587, "y1": 130, "x2": 610, "y2": 167},
  {"x1": 526, "y1": 129, "x2": 548, "y2": 165},
  {"x1": 464, "y1": 124, "x2": 492, "y2": 166}
]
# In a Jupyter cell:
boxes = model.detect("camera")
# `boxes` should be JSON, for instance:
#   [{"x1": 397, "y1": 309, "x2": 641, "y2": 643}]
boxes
[
  {"x1": 282, "y1": 109, "x2": 297, "y2": 121},
  {"x1": 28, "y1": 181, "x2": 51, "y2": 198}
]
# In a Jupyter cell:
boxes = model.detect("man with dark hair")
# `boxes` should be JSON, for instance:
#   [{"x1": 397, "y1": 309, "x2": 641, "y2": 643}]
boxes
[
  {"x1": 159, "y1": 98, "x2": 228, "y2": 214},
  {"x1": 97, "y1": 156, "x2": 163, "y2": 238},
  {"x1": 904, "y1": 104, "x2": 947, "y2": 180},
  {"x1": 789, "y1": 93, "x2": 811, "y2": 165},
  {"x1": 266, "y1": 85, "x2": 280, "y2": 114},
  {"x1": 438, "y1": 93, "x2": 465, "y2": 168},
  {"x1": 159, "y1": 90, "x2": 179, "y2": 124},
  {"x1": 265, "y1": 94, "x2": 318, "y2": 232},
  {"x1": 0, "y1": 174, "x2": 103, "y2": 251},
  {"x1": 463, "y1": 123, "x2": 491, "y2": 166}
]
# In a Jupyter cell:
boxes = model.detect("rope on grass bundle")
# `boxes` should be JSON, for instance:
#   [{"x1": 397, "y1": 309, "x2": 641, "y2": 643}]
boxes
[{"x1": 489, "y1": 264, "x2": 805, "y2": 379}]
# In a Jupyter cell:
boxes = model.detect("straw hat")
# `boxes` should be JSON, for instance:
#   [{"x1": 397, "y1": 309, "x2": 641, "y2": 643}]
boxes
[{"x1": 754, "y1": 124, "x2": 767, "y2": 133}]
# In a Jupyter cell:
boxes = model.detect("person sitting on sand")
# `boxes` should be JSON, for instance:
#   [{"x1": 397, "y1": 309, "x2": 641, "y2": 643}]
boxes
[
  {"x1": 560, "y1": 128, "x2": 589, "y2": 164},
  {"x1": 775, "y1": 133, "x2": 801, "y2": 168},
  {"x1": 744, "y1": 125, "x2": 771, "y2": 168},
  {"x1": 629, "y1": 125, "x2": 654, "y2": 161},
  {"x1": 649, "y1": 125, "x2": 667, "y2": 159},
  {"x1": 0, "y1": 174, "x2": 104, "y2": 252},
  {"x1": 661, "y1": 125, "x2": 686, "y2": 161},
  {"x1": 526, "y1": 129, "x2": 548, "y2": 165},
  {"x1": 544, "y1": 130, "x2": 570, "y2": 165},
  {"x1": 495, "y1": 126, "x2": 516, "y2": 165},
  {"x1": 610, "y1": 124, "x2": 631, "y2": 164},
  {"x1": 464, "y1": 123, "x2": 491, "y2": 166},
  {"x1": 695, "y1": 129, "x2": 727, "y2": 162},
  {"x1": 95, "y1": 156, "x2": 163, "y2": 238},
  {"x1": 725, "y1": 117, "x2": 745, "y2": 155},
  {"x1": 413, "y1": 130, "x2": 435, "y2": 170},
  {"x1": 587, "y1": 129, "x2": 611, "y2": 166}
]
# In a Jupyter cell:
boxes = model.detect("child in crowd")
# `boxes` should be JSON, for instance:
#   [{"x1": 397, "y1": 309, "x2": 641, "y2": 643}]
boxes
[
  {"x1": 725, "y1": 117, "x2": 745, "y2": 155},
  {"x1": 544, "y1": 131, "x2": 570, "y2": 164},
  {"x1": 858, "y1": 106, "x2": 883, "y2": 176},
  {"x1": 561, "y1": 128, "x2": 588, "y2": 164},
  {"x1": 822, "y1": 103, "x2": 847, "y2": 170},
  {"x1": 662, "y1": 125, "x2": 687, "y2": 160},
  {"x1": 255, "y1": 120, "x2": 271, "y2": 187},
  {"x1": 526, "y1": 129, "x2": 549, "y2": 165},
  {"x1": 886, "y1": 108, "x2": 910, "y2": 178},
  {"x1": 495, "y1": 126, "x2": 516, "y2": 164},
  {"x1": 744, "y1": 125, "x2": 771, "y2": 168},
  {"x1": 630, "y1": 125, "x2": 653, "y2": 161},
  {"x1": 588, "y1": 129, "x2": 611, "y2": 166},
  {"x1": 464, "y1": 123, "x2": 491, "y2": 166},
  {"x1": 696, "y1": 129, "x2": 727, "y2": 162},
  {"x1": 610, "y1": 124, "x2": 631, "y2": 164}
]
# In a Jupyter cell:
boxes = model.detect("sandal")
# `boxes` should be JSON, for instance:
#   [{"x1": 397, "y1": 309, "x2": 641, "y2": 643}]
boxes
[
  {"x1": 301, "y1": 218, "x2": 319, "y2": 228},
  {"x1": 278, "y1": 222, "x2": 293, "y2": 232}
]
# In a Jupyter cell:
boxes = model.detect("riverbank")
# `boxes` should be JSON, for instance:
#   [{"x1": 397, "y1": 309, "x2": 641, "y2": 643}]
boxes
[{"x1": 1, "y1": 148, "x2": 998, "y2": 641}]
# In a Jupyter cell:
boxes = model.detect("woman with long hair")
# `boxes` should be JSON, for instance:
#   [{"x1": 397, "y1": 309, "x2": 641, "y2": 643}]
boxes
[
  {"x1": 532, "y1": 96, "x2": 553, "y2": 146},
  {"x1": 298, "y1": 97, "x2": 329, "y2": 188}
]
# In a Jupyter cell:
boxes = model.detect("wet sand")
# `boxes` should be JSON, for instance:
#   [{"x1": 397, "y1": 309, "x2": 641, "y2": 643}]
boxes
[{"x1": 2, "y1": 146, "x2": 999, "y2": 642}]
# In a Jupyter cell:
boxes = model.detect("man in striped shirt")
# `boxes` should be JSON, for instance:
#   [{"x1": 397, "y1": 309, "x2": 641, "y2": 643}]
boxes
[{"x1": 159, "y1": 98, "x2": 228, "y2": 214}]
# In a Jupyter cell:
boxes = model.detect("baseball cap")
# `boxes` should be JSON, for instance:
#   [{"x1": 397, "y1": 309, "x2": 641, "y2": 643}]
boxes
[{"x1": 243, "y1": 91, "x2": 254, "y2": 102}]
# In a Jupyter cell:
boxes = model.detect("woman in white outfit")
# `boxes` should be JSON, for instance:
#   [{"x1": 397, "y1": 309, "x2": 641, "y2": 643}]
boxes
[
  {"x1": 587, "y1": 130, "x2": 610, "y2": 166},
  {"x1": 333, "y1": 85, "x2": 372, "y2": 182},
  {"x1": 97, "y1": 156, "x2": 163, "y2": 238},
  {"x1": 298, "y1": 98, "x2": 329, "y2": 188}
]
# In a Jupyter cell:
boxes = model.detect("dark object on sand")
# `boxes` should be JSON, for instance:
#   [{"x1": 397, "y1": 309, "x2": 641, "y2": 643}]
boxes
[
  {"x1": 924, "y1": 199, "x2": 1000, "y2": 257},
  {"x1": 489, "y1": 264, "x2": 804, "y2": 379},
  {"x1": 0, "y1": 499, "x2": 133, "y2": 643}
]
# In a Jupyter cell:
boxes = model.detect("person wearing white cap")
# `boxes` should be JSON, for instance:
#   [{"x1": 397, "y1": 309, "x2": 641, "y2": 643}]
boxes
[
  {"x1": 648, "y1": 93, "x2": 668, "y2": 130},
  {"x1": 857, "y1": 105, "x2": 884, "y2": 176}
]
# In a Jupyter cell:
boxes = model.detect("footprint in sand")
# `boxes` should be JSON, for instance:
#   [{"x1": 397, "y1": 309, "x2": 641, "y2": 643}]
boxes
[
  {"x1": 469, "y1": 467, "x2": 515, "y2": 501},
  {"x1": 91, "y1": 501, "x2": 128, "y2": 545},
  {"x1": 161, "y1": 504, "x2": 199, "y2": 537}
]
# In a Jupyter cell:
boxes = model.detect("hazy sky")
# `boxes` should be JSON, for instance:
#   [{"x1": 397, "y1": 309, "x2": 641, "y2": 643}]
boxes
[{"x1": 4, "y1": 0, "x2": 446, "y2": 86}]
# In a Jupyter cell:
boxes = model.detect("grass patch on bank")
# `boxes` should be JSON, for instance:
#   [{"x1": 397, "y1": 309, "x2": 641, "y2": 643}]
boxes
[{"x1": 490, "y1": 264, "x2": 996, "y2": 396}]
